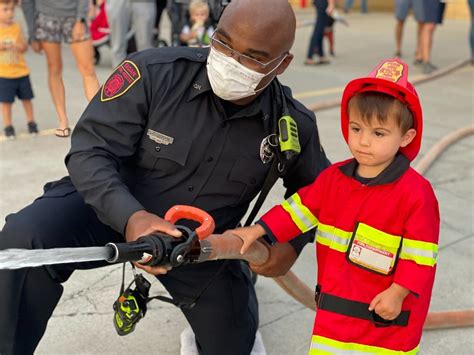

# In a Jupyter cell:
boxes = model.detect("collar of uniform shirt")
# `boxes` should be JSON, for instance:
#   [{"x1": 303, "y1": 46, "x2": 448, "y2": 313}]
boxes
[{"x1": 187, "y1": 62, "x2": 274, "y2": 122}]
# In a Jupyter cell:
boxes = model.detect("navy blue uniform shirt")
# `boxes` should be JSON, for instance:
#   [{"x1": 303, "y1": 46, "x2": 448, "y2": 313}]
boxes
[{"x1": 66, "y1": 47, "x2": 330, "y2": 253}]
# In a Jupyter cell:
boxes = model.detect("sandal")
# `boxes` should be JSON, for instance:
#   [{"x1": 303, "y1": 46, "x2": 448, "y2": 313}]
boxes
[{"x1": 55, "y1": 127, "x2": 71, "y2": 138}]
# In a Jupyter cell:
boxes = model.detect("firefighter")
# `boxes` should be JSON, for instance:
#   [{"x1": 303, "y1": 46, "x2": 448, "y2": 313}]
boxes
[
  {"x1": 236, "y1": 58, "x2": 439, "y2": 354},
  {"x1": 0, "y1": 0, "x2": 330, "y2": 354}
]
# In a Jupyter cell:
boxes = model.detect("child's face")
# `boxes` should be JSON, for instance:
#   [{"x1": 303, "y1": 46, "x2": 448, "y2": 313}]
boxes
[
  {"x1": 0, "y1": 2, "x2": 15, "y2": 25},
  {"x1": 347, "y1": 110, "x2": 416, "y2": 178},
  {"x1": 191, "y1": 8, "x2": 208, "y2": 25}
]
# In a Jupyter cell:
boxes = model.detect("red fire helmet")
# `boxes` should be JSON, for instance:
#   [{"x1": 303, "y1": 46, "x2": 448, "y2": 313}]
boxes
[{"x1": 340, "y1": 58, "x2": 423, "y2": 161}]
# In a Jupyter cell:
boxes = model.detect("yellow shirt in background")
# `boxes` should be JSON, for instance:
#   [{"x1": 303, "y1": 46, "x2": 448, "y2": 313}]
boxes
[{"x1": 0, "y1": 22, "x2": 29, "y2": 79}]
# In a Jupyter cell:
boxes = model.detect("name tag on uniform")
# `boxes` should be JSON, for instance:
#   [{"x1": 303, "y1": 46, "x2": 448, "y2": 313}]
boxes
[
  {"x1": 347, "y1": 223, "x2": 402, "y2": 275},
  {"x1": 349, "y1": 240, "x2": 394, "y2": 274},
  {"x1": 147, "y1": 129, "x2": 174, "y2": 145}
]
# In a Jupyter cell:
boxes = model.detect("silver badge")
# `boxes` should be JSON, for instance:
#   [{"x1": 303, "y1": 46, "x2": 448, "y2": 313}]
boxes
[
  {"x1": 147, "y1": 129, "x2": 174, "y2": 145},
  {"x1": 260, "y1": 134, "x2": 278, "y2": 164}
]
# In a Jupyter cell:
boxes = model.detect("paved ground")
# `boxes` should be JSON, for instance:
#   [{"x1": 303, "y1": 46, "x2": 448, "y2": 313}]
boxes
[{"x1": 0, "y1": 8, "x2": 473, "y2": 355}]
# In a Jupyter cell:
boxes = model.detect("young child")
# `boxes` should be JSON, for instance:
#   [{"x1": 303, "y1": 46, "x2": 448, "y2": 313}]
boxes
[
  {"x1": 180, "y1": 0, "x2": 214, "y2": 48},
  {"x1": 236, "y1": 58, "x2": 439, "y2": 354},
  {"x1": 0, "y1": 0, "x2": 38, "y2": 139}
]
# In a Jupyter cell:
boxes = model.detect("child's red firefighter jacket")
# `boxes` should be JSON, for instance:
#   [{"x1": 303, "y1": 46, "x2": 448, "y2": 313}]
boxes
[{"x1": 258, "y1": 59, "x2": 439, "y2": 354}]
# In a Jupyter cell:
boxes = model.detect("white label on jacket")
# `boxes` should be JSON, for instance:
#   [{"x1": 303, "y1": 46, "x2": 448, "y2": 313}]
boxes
[{"x1": 349, "y1": 240, "x2": 393, "y2": 274}]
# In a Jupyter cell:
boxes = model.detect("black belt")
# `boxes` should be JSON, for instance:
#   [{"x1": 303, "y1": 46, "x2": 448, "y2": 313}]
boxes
[{"x1": 315, "y1": 285, "x2": 410, "y2": 327}]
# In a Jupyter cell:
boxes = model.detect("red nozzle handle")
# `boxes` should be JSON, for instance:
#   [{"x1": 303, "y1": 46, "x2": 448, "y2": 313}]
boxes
[{"x1": 164, "y1": 205, "x2": 215, "y2": 240}]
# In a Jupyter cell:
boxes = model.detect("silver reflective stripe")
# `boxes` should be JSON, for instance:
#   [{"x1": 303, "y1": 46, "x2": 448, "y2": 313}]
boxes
[
  {"x1": 311, "y1": 342, "x2": 367, "y2": 354},
  {"x1": 401, "y1": 246, "x2": 437, "y2": 260},
  {"x1": 287, "y1": 196, "x2": 316, "y2": 231},
  {"x1": 317, "y1": 229, "x2": 351, "y2": 248}
]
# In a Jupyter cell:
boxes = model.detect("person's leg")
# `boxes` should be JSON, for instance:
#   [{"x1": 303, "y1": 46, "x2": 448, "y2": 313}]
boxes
[
  {"x1": 395, "y1": 20, "x2": 404, "y2": 57},
  {"x1": 69, "y1": 40, "x2": 100, "y2": 101},
  {"x1": 360, "y1": 0, "x2": 368, "y2": 14},
  {"x1": 394, "y1": 0, "x2": 411, "y2": 57},
  {"x1": 306, "y1": 0, "x2": 329, "y2": 62},
  {"x1": 159, "y1": 260, "x2": 258, "y2": 355},
  {"x1": 106, "y1": 0, "x2": 131, "y2": 67},
  {"x1": 131, "y1": 1, "x2": 157, "y2": 51},
  {"x1": 21, "y1": 100, "x2": 34, "y2": 123},
  {"x1": 0, "y1": 178, "x2": 123, "y2": 354},
  {"x1": 17, "y1": 75, "x2": 35, "y2": 124},
  {"x1": 314, "y1": 0, "x2": 329, "y2": 61},
  {"x1": 41, "y1": 41, "x2": 69, "y2": 130},
  {"x1": 155, "y1": 0, "x2": 167, "y2": 37},
  {"x1": 344, "y1": 0, "x2": 354, "y2": 13},
  {"x1": 2, "y1": 102, "x2": 12, "y2": 128}
]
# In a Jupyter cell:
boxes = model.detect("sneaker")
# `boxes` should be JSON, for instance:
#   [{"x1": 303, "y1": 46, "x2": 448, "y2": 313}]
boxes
[
  {"x1": 4, "y1": 125, "x2": 16, "y2": 140},
  {"x1": 422, "y1": 61, "x2": 438, "y2": 74},
  {"x1": 413, "y1": 59, "x2": 423, "y2": 66},
  {"x1": 27, "y1": 121, "x2": 39, "y2": 135}
]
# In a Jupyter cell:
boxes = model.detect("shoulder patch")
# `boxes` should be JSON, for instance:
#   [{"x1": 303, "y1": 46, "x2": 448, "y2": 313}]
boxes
[{"x1": 101, "y1": 60, "x2": 141, "y2": 102}]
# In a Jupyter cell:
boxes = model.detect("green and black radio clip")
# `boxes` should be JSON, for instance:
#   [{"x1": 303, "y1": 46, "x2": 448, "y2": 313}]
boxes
[{"x1": 276, "y1": 81, "x2": 301, "y2": 161}]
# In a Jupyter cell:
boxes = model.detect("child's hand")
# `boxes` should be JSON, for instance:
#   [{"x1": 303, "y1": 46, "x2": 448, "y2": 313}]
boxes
[
  {"x1": 230, "y1": 224, "x2": 266, "y2": 254},
  {"x1": 368, "y1": 283, "x2": 410, "y2": 320}
]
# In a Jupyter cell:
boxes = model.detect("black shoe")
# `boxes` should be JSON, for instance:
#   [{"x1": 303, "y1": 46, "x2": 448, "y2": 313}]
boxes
[
  {"x1": 27, "y1": 121, "x2": 39, "y2": 135},
  {"x1": 4, "y1": 125, "x2": 16, "y2": 139}
]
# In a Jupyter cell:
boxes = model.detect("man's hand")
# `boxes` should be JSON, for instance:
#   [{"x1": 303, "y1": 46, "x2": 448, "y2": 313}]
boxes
[
  {"x1": 368, "y1": 283, "x2": 410, "y2": 320},
  {"x1": 250, "y1": 242, "x2": 297, "y2": 277},
  {"x1": 31, "y1": 41, "x2": 43, "y2": 54},
  {"x1": 125, "y1": 210, "x2": 182, "y2": 275}
]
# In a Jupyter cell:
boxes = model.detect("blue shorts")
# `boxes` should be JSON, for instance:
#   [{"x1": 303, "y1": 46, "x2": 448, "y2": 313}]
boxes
[
  {"x1": 395, "y1": 0, "x2": 425, "y2": 22},
  {"x1": 415, "y1": 0, "x2": 446, "y2": 24},
  {"x1": 0, "y1": 75, "x2": 34, "y2": 103}
]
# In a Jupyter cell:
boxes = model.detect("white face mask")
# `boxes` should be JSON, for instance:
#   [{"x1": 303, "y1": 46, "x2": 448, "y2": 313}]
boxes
[{"x1": 207, "y1": 47, "x2": 285, "y2": 101}]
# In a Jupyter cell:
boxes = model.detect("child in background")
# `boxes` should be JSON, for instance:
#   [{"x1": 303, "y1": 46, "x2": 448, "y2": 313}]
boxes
[
  {"x1": 0, "y1": 0, "x2": 38, "y2": 139},
  {"x1": 180, "y1": 0, "x2": 214, "y2": 47},
  {"x1": 235, "y1": 59, "x2": 439, "y2": 354}
]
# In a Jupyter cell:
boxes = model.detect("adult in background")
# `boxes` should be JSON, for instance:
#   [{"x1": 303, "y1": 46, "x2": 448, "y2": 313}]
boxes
[
  {"x1": 395, "y1": 0, "x2": 423, "y2": 59},
  {"x1": 304, "y1": 0, "x2": 335, "y2": 65},
  {"x1": 0, "y1": 0, "x2": 330, "y2": 354},
  {"x1": 415, "y1": 0, "x2": 446, "y2": 74},
  {"x1": 105, "y1": 0, "x2": 157, "y2": 67},
  {"x1": 22, "y1": 0, "x2": 99, "y2": 138}
]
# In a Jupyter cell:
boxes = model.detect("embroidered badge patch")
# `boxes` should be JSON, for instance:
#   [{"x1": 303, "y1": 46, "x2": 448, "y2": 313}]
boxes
[{"x1": 101, "y1": 60, "x2": 141, "y2": 102}]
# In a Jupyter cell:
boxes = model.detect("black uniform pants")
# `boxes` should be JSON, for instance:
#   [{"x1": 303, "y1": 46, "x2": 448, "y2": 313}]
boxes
[{"x1": 0, "y1": 178, "x2": 258, "y2": 355}]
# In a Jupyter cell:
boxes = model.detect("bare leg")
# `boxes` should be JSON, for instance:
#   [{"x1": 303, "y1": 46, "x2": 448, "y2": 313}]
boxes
[
  {"x1": 415, "y1": 22, "x2": 423, "y2": 61},
  {"x1": 2, "y1": 103, "x2": 13, "y2": 127},
  {"x1": 69, "y1": 39, "x2": 100, "y2": 101},
  {"x1": 420, "y1": 23, "x2": 436, "y2": 63},
  {"x1": 41, "y1": 42, "x2": 69, "y2": 130},
  {"x1": 21, "y1": 100, "x2": 34, "y2": 123},
  {"x1": 395, "y1": 20, "x2": 404, "y2": 56}
]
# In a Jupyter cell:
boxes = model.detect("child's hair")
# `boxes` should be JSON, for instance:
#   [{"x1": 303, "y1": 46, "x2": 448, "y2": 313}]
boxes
[
  {"x1": 189, "y1": 0, "x2": 210, "y2": 16},
  {"x1": 0, "y1": 0, "x2": 18, "y2": 5},
  {"x1": 348, "y1": 92, "x2": 413, "y2": 133}
]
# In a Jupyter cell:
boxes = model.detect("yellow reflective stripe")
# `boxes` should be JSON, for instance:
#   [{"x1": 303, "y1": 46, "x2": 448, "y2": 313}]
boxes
[
  {"x1": 316, "y1": 222, "x2": 352, "y2": 252},
  {"x1": 281, "y1": 193, "x2": 318, "y2": 233},
  {"x1": 400, "y1": 238, "x2": 438, "y2": 267},
  {"x1": 310, "y1": 335, "x2": 420, "y2": 354},
  {"x1": 357, "y1": 223, "x2": 402, "y2": 248}
]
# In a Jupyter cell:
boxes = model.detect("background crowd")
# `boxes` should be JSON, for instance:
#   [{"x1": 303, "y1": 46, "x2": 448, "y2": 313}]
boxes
[{"x1": 0, "y1": 0, "x2": 472, "y2": 140}]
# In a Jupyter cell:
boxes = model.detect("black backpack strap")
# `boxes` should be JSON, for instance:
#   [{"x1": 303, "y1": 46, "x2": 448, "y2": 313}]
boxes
[{"x1": 244, "y1": 158, "x2": 280, "y2": 226}]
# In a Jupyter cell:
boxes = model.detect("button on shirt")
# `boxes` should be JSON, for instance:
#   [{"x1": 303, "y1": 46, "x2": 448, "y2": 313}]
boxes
[{"x1": 66, "y1": 47, "x2": 329, "y2": 249}]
